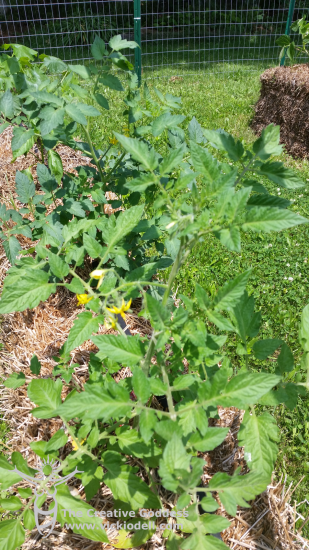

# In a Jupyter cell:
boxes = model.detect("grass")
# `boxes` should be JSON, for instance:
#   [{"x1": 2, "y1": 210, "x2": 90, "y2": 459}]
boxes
[{"x1": 89, "y1": 61, "x2": 309, "y2": 529}]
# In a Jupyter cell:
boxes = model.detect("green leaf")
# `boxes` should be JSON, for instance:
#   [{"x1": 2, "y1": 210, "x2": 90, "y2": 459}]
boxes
[
  {"x1": 66, "y1": 311, "x2": 102, "y2": 353},
  {"x1": 247, "y1": 194, "x2": 290, "y2": 209},
  {"x1": 203, "y1": 129, "x2": 244, "y2": 161},
  {"x1": 152, "y1": 113, "x2": 186, "y2": 137},
  {"x1": 190, "y1": 141, "x2": 220, "y2": 183},
  {"x1": 65, "y1": 104, "x2": 87, "y2": 125},
  {"x1": 258, "y1": 162, "x2": 304, "y2": 189},
  {"x1": 160, "y1": 144, "x2": 186, "y2": 175},
  {"x1": 40, "y1": 106, "x2": 65, "y2": 136},
  {"x1": 149, "y1": 377, "x2": 168, "y2": 396},
  {"x1": 100, "y1": 204, "x2": 144, "y2": 250},
  {"x1": 200, "y1": 496, "x2": 219, "y2": 513},
  {"x1": 0, "y1": 90, "x2": 14, "y2": 118},
  {"x1": 0, "y1": 496, "x2": 22, "y2": 510},
  {"x1": 45, "y1": 429, "x2": 68, "y2": 452},
  {"x1": 181, "y1": 532, "x2": 228, "y2": 550},
  {"x1": 0, "y1": 519, "x2": 25, "y2": 550},
  {"x1": 277, "y1": 343, "x2": 294, "y2": 373},
  {"x1": 68, "y1": 64, "x2": 91, "y2": 79},
  {"x1": 276, "y1": 35, "x2": 291, "y2": 46},
  {"x1": 30, "y1": 91, "x2": 63, "y2": 107},
  {"x1": 91, "y1": 35, "x2": 107, "y2": 59},
  {"x1": 172, "y1": 375, "x2": 196, "y2": 391},
  {"x1": 206, "y1": 310, "x2": 235, "y2": 332},
  {"x1": 216, "y1": 372, "x2": 281, "y2": 408},
  {"x1": 3, "y1": 236, "x2": 21, "y2": 265},
  {"x1": 132, "y1": 368, "x2": 151, "y2": 404},
  {"x1": 161, "y1": 433, "x2": 191, "y2": 474},
  {"x1": 114, "y1": 133, "x2": 158, "y2": 171},
  {"x1": 209, "y1": 470, "x2": 269, "y2": 517},
  {"x1": 48, "y1": 251, "x2": 69, "y2": 279},
  {"x1": 56, "y1": 484, "x2": 109, "y2": 542},
  {"x1": 56, "y1": 384, "x2": 133, "y2": 421},
  {"x1": 83, "y1": 233, "x2": 103, "y2": 258},
  {"x1": 4, "y1": 372, "x2": 26, "y2": 389},
  {"x1": 213, "y1": 270, "x2": 251, "y2": 311},
  {"x1": 188, "y1": 116, "x2": 204, "y2": 143},
  {"x1": 99, "y1": 74, "x2": 124, "y2": 91},
  {"x1": 238, "y1": 411, "x2": 279, "y2": 477},
  {"x1": 76, "y1": 103, "x2": 101, "y2": 117},
  {"x1": 92, "y1": 334, "x2": 146, "y2": 366},
  {"x1": 242, "y1": 207, "x2": 308, "y2": 233},
  {"x1": 252, "y1": 124, "x2": 283, "y2": 160},
  {"x1": 48, "y1": 149, "x2": 63, "y2": 183},
  {"x1": 15, "y1": 170, "x2": 35, "y2": 204},
  {"x1": 37, "y1": 163, "x2": 57, "y2": 193},
  {"x1": 28, "y1": 378, "x2": 62, "y2": 419},
  {"x1": 23, "y1": 509, "x2": 36, "y2": 531},
  {"x1": 94, "y1": 93, "x2": 109, "y2": 110},
  {"x1": 30, "y1": 354, "x2": 41, "y2": 375},
  {"x1": 124, "y1": 173, "x2": 158, "y2": 192},
  {"x1": 188, "y1": 428, "x2": 229, "y2": 452},
  {"x1": 139, "y1": 409, "x2": 157, "y2": 443},
  {"x1": 12, "y1": 128, "x2": 35, "y2": 160},
  {"x1": 0, "y1": 270, "x2": 56, "y2": 314},
  {"x1": 0, "y1": 122, "x2": 10, "y2": 135},
  {"x1": 146, "y1": 293, "x2": 169, "y2": 330},
  {"x1": 109, "y1": 34, "x2": 139, "y2": 51},
  {"x1": 214, "y1": 227, "x2": 241, "y2": 252},
  {"x1": 252, "y1": 339, "x2": 282, "y2": 360}
]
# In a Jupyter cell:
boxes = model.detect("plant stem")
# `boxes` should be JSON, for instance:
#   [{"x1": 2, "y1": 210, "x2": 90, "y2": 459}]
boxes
[
  {"x1": 82, "y1": 124, "x2": 105, "y2": 183},
  {"x1": 161, "y1": 364, "x2": 176, "y2": 421}
]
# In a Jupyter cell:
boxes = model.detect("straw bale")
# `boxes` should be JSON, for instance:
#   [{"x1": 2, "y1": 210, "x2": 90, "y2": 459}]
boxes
[{"x1": 251, "y1": 63, "x2": 309, "y2": 159}]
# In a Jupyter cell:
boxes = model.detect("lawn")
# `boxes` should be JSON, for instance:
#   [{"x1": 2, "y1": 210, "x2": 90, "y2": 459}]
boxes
[{"x1": 88, "y1": 58, "x2": 309, "y2": 523}]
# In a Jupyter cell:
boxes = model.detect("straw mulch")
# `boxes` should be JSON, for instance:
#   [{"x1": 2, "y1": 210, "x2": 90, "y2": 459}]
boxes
[
  {"x1": 0, "y1": 129, "x2": 309, "y2": 549},
  {"x1": 251, "y1": 63, "x2": 309, "y2": 159}
]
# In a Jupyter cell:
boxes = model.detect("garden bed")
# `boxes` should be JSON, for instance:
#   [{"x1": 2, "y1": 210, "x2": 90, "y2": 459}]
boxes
[
  {"x1": 0, "y1": 132, "x2": 308, "y2": 550},
  {"x1": 251, "y1": 64, "x2": 309, "y2": 159}
]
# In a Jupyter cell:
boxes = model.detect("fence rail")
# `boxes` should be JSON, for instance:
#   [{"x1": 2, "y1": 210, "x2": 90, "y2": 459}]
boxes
[{"x1": 0, "y1": 1, "x2": 308, "y2": 78}]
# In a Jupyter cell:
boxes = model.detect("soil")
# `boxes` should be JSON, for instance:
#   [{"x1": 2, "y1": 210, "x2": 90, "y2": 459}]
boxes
[{"x1": 251, "y1": 63, "x2": 309, "y2": 159}]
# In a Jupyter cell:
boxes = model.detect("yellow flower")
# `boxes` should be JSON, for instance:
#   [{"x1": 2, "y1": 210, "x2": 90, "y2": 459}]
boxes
[
  {"x1": 76, "y1": 294, "x2": 93, "y2": 307},
  {"x1": 90, "y1": 269, "x2": 105, "y2": 288},
  {"x1": 107, "y1": 298, "x2": 132, "y2": 320},
  {"x1": 105, "y1": 317, "x2": 117, "y2": 330},
  {"x1": 122, "y1": 126, "x2": 130, "y2": 137},
  {"x1": 71, "y1": 437, "x2": 86, "y2": 451},
  {"x1": 109, "y1": 137, "x2": 118, "y2": 145}
]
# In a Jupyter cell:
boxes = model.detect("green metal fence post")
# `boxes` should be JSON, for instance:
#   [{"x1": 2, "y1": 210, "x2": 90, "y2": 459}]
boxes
[
  {"x1": 280, "y1": 0, "x2": 296, "y2": 66},
  {"x1": 134, "y1": 0, "x2": 142, "y2": 86}
]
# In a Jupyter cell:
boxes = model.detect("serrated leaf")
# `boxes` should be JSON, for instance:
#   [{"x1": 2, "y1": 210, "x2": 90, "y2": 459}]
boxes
[
  {"x1": 139, "y1": 409, "x2": 157, "y2": 443},
  {"x1": 114, "y1": 133, "x2": 158, "y2": 171},
  {"x1": 188, "y1": 116, "x2": 204, "y2": 143},
  {"x1": 30, "y1": 90, "x2": 63, "y2": 107},
  {"x1": 160, "y1": 144, "x2": 186, "y2": 175},
  {"x1": 99, "y1": 74, "x2": 124, "y2": 91},
  {"x1": 30, "y1": 354, "x2": 41, "y2": 375},
  {"x1": 190, "y1": 141, "x2": 220, "y2": 183},
  {"x1": 252, "y1": 338, "x2": 282, "y2": 360},
  {"x1": 24, "y1": 509, "x2": 36, "y2": 531},
  {"x1": 206, "y1": 310, "x2": 235, "y2": 332},
  {"x1": 15, "y1": 170, "x2": 35, "y2": 204},
  {"x1": 0, "y1": 90, "x2": 14, "y2": 118},
  {"x1": 277, "y1": 343, "x2": 294, "y2": 373},
  {"x1": 258, "y1": 162, "x2": 304, "y2": 189},
  {"x1": 11, "y1": 127, "x2": 35, "y2": 156},
  {"x1": 68, "y1": 64, "x2": 91, "y2": 79},
  {"x1": 189, "y1": 428, "x2": 229, "y2": 451},
  {"x1": 181, "y1": 531, "x2": 228, "y2": 550},
  {"x1": 28, "y1": 378, "x2": 62, "y2": 419},
  {"x1": 37, "y1": 163, "x2": 57, "y2": 193},
  {"x1": 91, "y1": 35, "x2": 107, "y2": 59},
  {"x1": 4, "y1": 372, "x2": 26, "y2": 389},
  {"x1": 0, "y1": 270, "x2": 56, "y2": 314},
  {"x1": 242, "y1": 207, "x2": 308, "y2": 232},
  {"x1": 172, "y1": 375, "x2": 196, "y2": 391},
  {"x1": 146, "y1": 293, "x2": 169, "y2": 330},
  {"x1": 56, "y1": 383, "x2": 133, "y2": 421},
  {"x1": 208, "y1": 470, "x2": 269, "y2": 516},
  {"x1": 66, "y1": 311, "x2": 102, "y2": 353},
  {"x1": 252, "y1": 124, "x2": 283, "y2": 160},
  {"x1": 213, "y1": 270, "x2": 251, "y2": 311},
  {"x1": 40, "y1": 106, "x2": 65, "y2": 136},
  {"x1": 92, "y1": 334, "x2": 146, "y2": 366},
  {"x1": 76, "y1": 103, "x2": 101, "y2": 117},
  {"x1": 124, "y1": 173, "x2": 158, "y2": 192},
  {"x1": 65, "y1": 104, "x2": 87, "y2": 125},
  {"x1": 238, "y1": 411, "x2": 279, "y2": 477},
  {"x1": 300, "y1": 304, "x2": 309, "y2": 352},
  {"x1": 214, "y1": 227, "x2": 241, "y2": 252},
  {"x1": 94, "y1": 93, "x2": 109, "y2": 110},
  {"x1": 216, "y1": 372, "x2": 281, "y2": 408},
  {"x1": 48, "y1": 251, "x2": 69, "y2": 279},
  {"x1": 3, "y1": 236, "x2": 21, "y2": 265},
  {"x1": 45, "y1": 429, "x2": 68, "y2": 452},
  {"x1": 0, "y1": 519, "x2": 25, "y2": 550},
  {"x1": 48, "y1": 149, "x2": 63, "y2": 182},
  {"x1": 109, "y1": 34, "x2": 139, "y2": 51},
  {"x1": 152, "y1": 112, "x2": 186, "y2": 137},
  {"x1": 132, "y1": 368, "x2": 151, "y2": 404},
  {"x1": 200, "y1": 496, "x2": 219, "y2": 513},
  {"x1": 83, "y1": 233, "x2": 103, "y2": 258},
  {"x1": 204, "y1": 129, "x2": 244, "y2": 161}
]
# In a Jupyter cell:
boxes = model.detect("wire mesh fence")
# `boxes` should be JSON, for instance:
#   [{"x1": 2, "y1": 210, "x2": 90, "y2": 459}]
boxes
[{"x1": 0, "y1": 1, "x2": 308, "y2": 78}]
